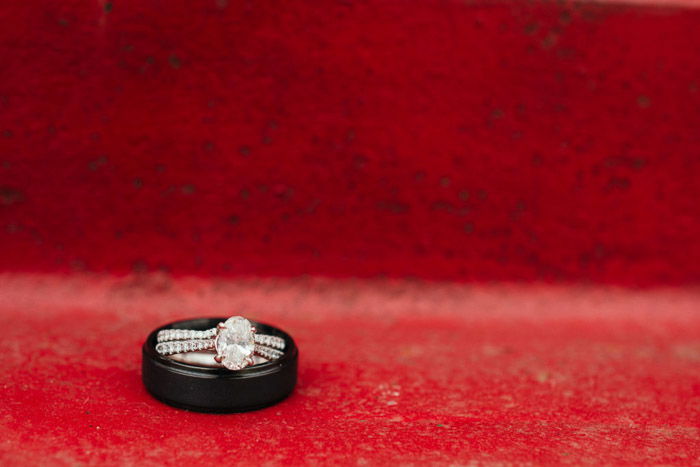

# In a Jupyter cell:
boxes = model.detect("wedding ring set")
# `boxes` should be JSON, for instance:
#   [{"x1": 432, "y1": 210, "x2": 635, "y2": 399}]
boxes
[
  {"x1": 155, "y1": 316, "x2": 286, "y2": 371},
  {"x1": 143, "y1": 315, "x2": 297, "y2": 412}
]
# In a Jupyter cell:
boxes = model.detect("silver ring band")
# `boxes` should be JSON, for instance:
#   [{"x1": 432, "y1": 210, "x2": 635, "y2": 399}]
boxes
[
  {"x1": 155, "y1": 339, "x2": 284, "y2": 360},
  {"x1": 157, "y1": 329, "x2": 285, "y2": 349}
]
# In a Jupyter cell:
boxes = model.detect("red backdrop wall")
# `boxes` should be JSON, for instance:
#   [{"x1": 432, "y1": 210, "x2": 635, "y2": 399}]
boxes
[{"x1": 2, "y1": 0, "x2": 700, "y2": 284}]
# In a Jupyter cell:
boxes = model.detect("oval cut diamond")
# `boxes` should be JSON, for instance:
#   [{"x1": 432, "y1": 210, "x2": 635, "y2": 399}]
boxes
[{"x1": 215, "y1": 316, "x2": 255, "y2": 370}]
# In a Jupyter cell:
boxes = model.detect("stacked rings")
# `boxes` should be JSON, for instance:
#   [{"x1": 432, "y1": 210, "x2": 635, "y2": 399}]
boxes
[
  {"x1": 141, "y1": 316, "x2": 298, "y2": 413},
  {"x1": 155, "y1": 316, "x2": 286, "y2": 370}
]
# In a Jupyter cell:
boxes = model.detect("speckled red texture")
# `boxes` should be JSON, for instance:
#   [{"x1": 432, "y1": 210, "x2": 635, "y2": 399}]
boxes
[
  {"x1": 0, "y1": 275, "x2": 699, "y2": 465},
  {"x1": 1, "y1": 1, "x2": 699, "y2": 284}
]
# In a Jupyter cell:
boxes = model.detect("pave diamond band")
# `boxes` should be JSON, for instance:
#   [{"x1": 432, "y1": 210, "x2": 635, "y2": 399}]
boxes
[
  {"x1": 156, "y1": 339, "x2": 215, "y2": 355},
  {"x1": 155, "y1": 339, "x2": 284, "y2": 360},
  {"x1": 157, "y1": 328, "x2": 217, "y2": 342},
  {"x1": 155, "y1": 316, "x2": 286, "y2": 371},
  {"x1": 158, "y1": 329, "x2": 285, "y2": 350}
]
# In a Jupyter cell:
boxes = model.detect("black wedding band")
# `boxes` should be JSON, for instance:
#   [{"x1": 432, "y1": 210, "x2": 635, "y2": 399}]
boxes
[{"x1": 142, "y1": 317, "x2": 298, "y2": 413}]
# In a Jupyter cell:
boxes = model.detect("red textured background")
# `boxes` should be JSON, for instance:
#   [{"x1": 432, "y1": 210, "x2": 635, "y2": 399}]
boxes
[
  {"x1": 1, "y1": 0, "x2": 700, "y2": 464},
  {"x1": 1, "y1": 0, "x2": 700, "y2": 283}
]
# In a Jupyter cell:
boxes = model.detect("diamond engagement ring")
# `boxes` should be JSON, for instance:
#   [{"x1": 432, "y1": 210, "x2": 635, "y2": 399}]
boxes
[{"x1": 155, "y1": 316, "x2": 286, "y2": 370}]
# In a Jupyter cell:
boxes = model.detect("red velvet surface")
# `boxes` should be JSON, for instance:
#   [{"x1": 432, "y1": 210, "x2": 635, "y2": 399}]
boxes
[
  {"x1": 2, "y1": 0, "x2": 700, "y2": 464},
  {"x1": 1, "y1": 0, "x2": 699, "y2": 284}
]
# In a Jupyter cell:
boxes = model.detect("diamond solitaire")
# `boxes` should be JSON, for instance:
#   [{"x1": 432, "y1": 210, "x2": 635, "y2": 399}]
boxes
[
  {"x1": 214, "y1": 316, "x2": 256, "y2": 370},
  {"x1": 155, "y1": 316, "x2": 286, "y2": 371}
]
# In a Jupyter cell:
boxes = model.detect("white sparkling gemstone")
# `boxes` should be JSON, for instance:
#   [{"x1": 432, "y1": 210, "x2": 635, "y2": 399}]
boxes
[{"x1": 215, "y1": 316, "x2": 255, "y2": 370}]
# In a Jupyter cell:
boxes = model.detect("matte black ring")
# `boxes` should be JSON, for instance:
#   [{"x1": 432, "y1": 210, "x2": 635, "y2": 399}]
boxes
[{"x1": 142, "y1": 317, "x2": 298, "y2": 413}]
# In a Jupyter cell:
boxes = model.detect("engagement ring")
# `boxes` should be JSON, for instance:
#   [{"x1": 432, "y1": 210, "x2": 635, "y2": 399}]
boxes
[{"x1": 155, "y1": 316, "x2": 286, "y2": 370}]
